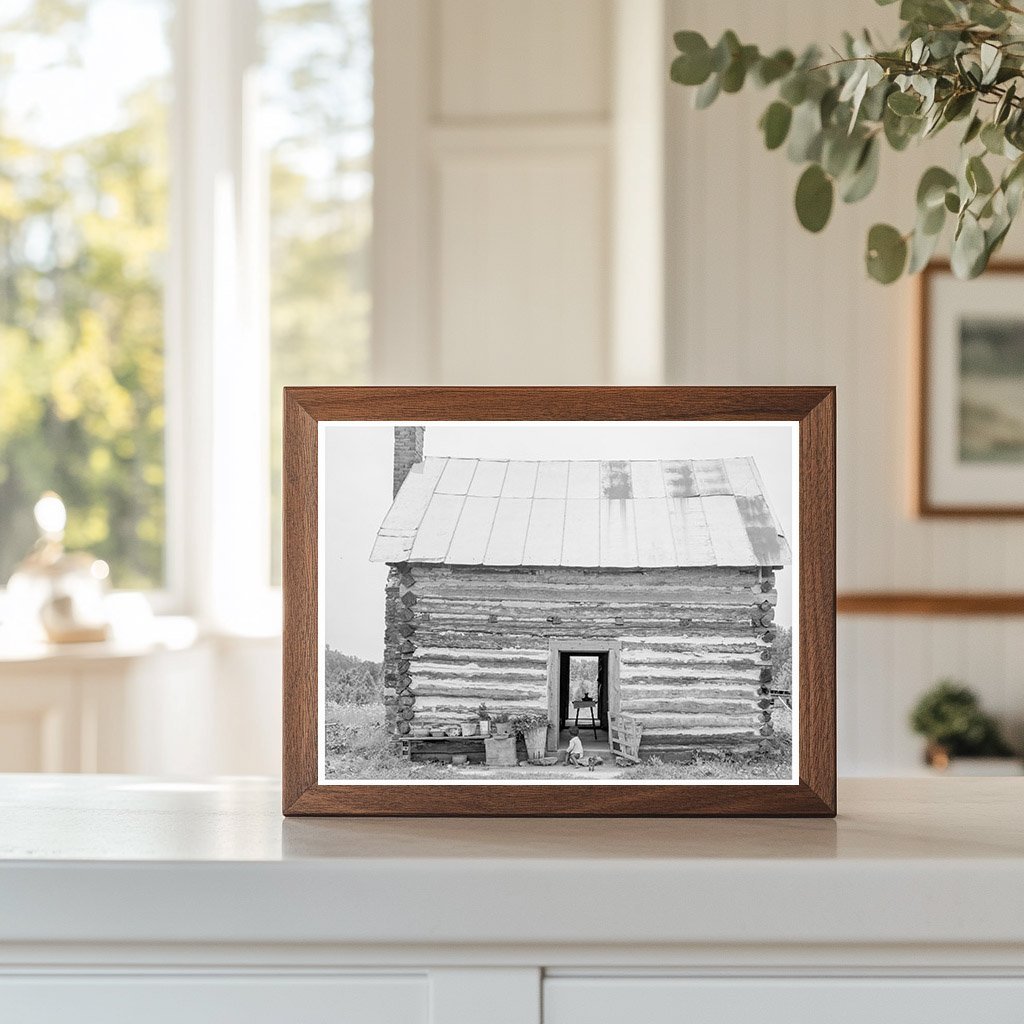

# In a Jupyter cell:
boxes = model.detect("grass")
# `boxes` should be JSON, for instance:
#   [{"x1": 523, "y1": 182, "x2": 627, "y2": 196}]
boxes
[{"x1": 324, "y1": 700, "x2": 795, "y2": 782}]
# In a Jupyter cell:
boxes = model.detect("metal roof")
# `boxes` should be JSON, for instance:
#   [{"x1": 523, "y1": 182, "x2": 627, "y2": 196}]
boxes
[{"x1": 370, "y1": 458, "x2": 791, "y2": 569}]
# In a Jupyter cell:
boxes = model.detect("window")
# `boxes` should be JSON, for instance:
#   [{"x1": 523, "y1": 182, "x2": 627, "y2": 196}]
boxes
[
  {"x1": 262, "y1": 0, "x2": 373, "y2": 581},
  {"x1": 0, "y1": 0, "x2": 172, "y2": 589},
  {"x1": 0, "y1": 0, "x2": 373, "y2": 615}
]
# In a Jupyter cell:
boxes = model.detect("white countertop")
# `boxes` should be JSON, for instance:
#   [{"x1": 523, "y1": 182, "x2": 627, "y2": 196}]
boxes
[{"x1": 2, "y1": 775, "x2": 1022, "y2": 951}]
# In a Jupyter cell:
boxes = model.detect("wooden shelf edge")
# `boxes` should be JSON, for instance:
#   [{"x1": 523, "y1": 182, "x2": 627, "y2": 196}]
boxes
[{"x1": 838, "y1": 592, "x2": 1024, "y2": 616}]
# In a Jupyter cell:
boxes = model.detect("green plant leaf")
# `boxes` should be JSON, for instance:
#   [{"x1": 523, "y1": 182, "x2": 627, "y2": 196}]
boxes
[
  {"x1": 967, "y1": 154, "x2": 995, "y2": 196},
  {"x1": 944, "y1": 190, "x2": 960, "y2": 213},
  {"x1": 917, "y1": 166, "x2": 957, "y2": 210},
  {"x1": 962, "y1": 115, "x2": 983, "y2": 145},
  {"x1": 951, "y1": 211, "x2": 986, "y2": 278},
  {"x1": 787, "y1": 100, "x2": 823, "y2": 162},
  {"x1": 888, "y1": 90, "x2": 921, "y2": 115},
  {"x1": 694, "y1": 73, "x2": 721, "y2": 109},
  {"x1": 754, "y1": 49, "x2": 795, "y2": 87},
  {"x1": 671, "y1": 32, "x2": 713, "y2": 86},
  {"x1": 908, "y1": 221, "x2": 942, "y2": 273},
  {"x1": 970, "y1": 2, "x2": 1009, "y2": 29},
  {"x1": 760, "y1": 101, "x2": 792, "y2": 150},
  {"x1": 842, "y1": 136, "x2": 880, "y2": 203},
  {"x1": 795, "y1": 164, "x2": 834, "y2": 232},
  {"x1": 866, "y1": 223, "x2": 907, "y2": 283},
  {"x1": 721, "y1": 44, "x2": 759, "y2": 92},
  {"x1": 981, "y1": 121, "x2": 1005, "y2": 155},
  {"x1": 779, "y1": 73, "x2": 807, "y2": 106},
  {"x1": 710, "y1": 30, "x2": 740, "y2": 73}
]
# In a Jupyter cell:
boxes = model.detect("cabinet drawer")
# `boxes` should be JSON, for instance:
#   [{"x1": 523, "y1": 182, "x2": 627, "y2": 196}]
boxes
[
  {"x1": 544, "y1": 976, "x2": 1024, "y2": 1024},
  {"x1": 0, "y1": 974, "x2": 427, "y2": 1024}
]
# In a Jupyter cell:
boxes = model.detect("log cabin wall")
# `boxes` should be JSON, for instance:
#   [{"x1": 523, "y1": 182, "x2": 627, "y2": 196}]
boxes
[{"x1": 382, "y1": 563, "x2": 778, "y2": 757}]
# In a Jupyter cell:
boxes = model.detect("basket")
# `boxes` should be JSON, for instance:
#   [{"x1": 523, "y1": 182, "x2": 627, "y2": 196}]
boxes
[{"x1": 608, "y1": 714, "x2": 643, "y2": 763}]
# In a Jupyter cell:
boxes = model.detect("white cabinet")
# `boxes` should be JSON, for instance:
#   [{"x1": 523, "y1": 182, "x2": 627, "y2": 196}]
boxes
[
  {"x1": 1, "y1": 975, "x2": 428, "y2": 1024},
  {"x1": 544, "y1": 977, "x2": 1024, "y2": 1024},
  {"x1": 1, "y1": 777, "x2": 1022, "y2": 1024}
]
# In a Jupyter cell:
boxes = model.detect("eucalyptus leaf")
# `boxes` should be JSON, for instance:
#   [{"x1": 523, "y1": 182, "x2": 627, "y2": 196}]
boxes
[
  {"x1": 670, "y1": 6, "x2": 1024, "y2": 284},
  {"x1": 754, "y1": 49, "x2": 795, "y2": 87},
  {"x1": 866, "y1": 223, "x2": 908, "y2": 283},
  {"x1": 760, "y1": 101, "x2": 793, "y2": 150},
  {"x1": 951, "y1": 211, "x2": 987, "y2": 278},
  {"x1": 787, "y1": 100, "x2": 823, "y2": 162},
  {"x1": 795, "y1": 164, "x2": 834, "y2": 232},
  {"x1": 917, "y1": 166, "x2": 957, "y2": 210},
  {"x1": 981, "y1": 121, "x2": 1005, "y2": 155},
  {"x1": 908, "y1": 221, "x2": 942, "y2": 273},
  {"x1": 888, "y1": 90, "x2": 921, "y2": 115},
  {"x1": 962, "y1": 115, "x2": 983, "y2": 145},
  {"x1": 694, "y1": 73, "x2": 721, "y2": 109},
  {"x1": 842, "y1": 137, "x2": 880, "y2": 203},
  {"x1": 967, "y1": 154, "x2": 995, "y2": 195}
]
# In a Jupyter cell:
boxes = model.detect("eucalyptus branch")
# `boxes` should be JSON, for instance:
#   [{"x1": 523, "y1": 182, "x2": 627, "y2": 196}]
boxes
[{"x1": 670, "y1": 0, "x2": 1024, "y2": 283}]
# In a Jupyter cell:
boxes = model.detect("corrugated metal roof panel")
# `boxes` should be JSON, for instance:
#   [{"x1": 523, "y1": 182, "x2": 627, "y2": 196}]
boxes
[{"x1": 371, "y1": 457, "x2": 791, "y2": 568}]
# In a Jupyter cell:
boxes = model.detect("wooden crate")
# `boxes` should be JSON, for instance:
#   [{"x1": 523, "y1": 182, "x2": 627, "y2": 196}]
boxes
[{"x1": 608, "y1": 714, "x2": 643, "y2": 763}]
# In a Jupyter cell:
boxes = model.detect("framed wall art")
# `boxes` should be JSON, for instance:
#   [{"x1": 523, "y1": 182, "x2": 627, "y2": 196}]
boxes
[
  {"x1": 282, "y1": 387, "x2": 836, "y2": 816},
  {"x1": 918, "y1": 261, "x2": 1024, "y2": 517}
]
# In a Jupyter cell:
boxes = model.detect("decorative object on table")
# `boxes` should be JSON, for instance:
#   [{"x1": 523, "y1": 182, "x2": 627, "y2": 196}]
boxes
[
  {"x1": 910, "y1": 679, "x2": 1016, "y2": 769},
  {"x1": 670, "y1": 3, "x2": 1024, "y2": 284},
  {"x1": 5, "y1": 492, "x2": 111, "y2": 644},
  {"x1": 916, "y1": 261, "x2": 1024, "y2": 515},
  {"x1": 512, "y1": 712, "x2": 549, "y2": 761},
  {"x1": 460, "y1": 721, "x2": 478, "y2": 737},
  {"x1": 491, "y1": 713, "x2": 511, "y2": 739},
  {"x1": 283, "y1": 386, "x2": 835, "y2": 816}
]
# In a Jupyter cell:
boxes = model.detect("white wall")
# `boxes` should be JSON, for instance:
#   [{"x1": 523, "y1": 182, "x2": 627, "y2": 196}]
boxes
[{"x1": 665, "y1": 0, "x2": 1024, "y2": 772}]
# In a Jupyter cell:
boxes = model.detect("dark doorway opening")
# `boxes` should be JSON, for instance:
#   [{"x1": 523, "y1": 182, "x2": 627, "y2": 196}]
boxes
[{"x1": 558, "y1": 652, "x2": 609, "y2": 747}]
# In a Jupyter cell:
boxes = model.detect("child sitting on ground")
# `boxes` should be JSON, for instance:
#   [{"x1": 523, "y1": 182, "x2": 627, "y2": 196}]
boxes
[{"x1": 565, "y1": 726, "x2": 585, "y2": 767}]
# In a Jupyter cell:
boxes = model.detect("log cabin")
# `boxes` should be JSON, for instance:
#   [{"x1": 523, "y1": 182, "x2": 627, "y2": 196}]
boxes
[{"x1": 370, "y1": 426, "x2": 791, "y2": 759}]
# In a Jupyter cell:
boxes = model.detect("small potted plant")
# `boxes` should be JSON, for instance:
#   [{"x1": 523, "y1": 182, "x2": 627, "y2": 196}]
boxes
[
  {"x1": 490, "y1": 711, "x2": 511, "y2": 738},
  {"x1": 460, "y1": 718, "x2": 478, "y2": 737},
  {"x1": 910, "y1": 680, "x2": 1017, "y2": 771},
  {"x1": 477, "y1": 703, "x2": 491, "y2": 737},
  {"x1": 512, "y1": 712, "x2": 549, "y2": 761}
]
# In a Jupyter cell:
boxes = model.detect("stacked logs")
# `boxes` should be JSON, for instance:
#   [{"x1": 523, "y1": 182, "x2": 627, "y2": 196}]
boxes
[
  {"x1": 383, "y1": 564, "x2": 419, "y2": 736},
  {"x1": 753, "y1": 569, "x2": 777, "y2": 737}
]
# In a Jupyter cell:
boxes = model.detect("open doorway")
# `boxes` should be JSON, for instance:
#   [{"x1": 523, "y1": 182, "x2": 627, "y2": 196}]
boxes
[{"x1": 557, "y1": 652, "x2": 609, "y2": 752}]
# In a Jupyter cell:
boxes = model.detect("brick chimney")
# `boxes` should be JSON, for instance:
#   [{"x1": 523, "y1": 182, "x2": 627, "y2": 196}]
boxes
[{"x1": 393, "y1": 425, "x2": 425, "y2": 497}]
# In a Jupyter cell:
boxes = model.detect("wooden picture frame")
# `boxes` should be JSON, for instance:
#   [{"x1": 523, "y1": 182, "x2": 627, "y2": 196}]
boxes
[
  {"x1": 917, "y1": 260, "x2": 1024, "y2": 517},
  {"x1": 283, "y1": 387, "x2": 836, "y2": 817}
]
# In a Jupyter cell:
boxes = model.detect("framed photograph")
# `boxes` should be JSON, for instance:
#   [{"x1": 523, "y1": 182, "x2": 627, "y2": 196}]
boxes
[
  {"x1": 283, "y1": 387, "x2": 835, "y2": 816},
  {"x1": 918, "y1": 261, "x2": 1024, "y2": 516}
]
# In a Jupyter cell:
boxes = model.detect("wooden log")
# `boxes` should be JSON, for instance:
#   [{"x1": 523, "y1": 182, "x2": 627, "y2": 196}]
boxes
[
  {"x1": 630, "y1": 712, "x2": 763, "y2": 730},
  {"x1": 397, "y1": 721, "x2": 410, "y2": 735},
  {"x1": 401, "y1": 591, "x2": 417, "y2": 607},
  {"x1": 620, "y1": 698, "x2": 759, "y2": 715},
  {"x1": 759, "y1": 667, "x2": 773, "y2": 683},
  {"x1": 620, "y1": 683, "x2": 760, "y2": 700}
]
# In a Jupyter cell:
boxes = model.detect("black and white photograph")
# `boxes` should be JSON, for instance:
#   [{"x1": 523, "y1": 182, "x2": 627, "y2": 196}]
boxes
[{"x1": 318, "y1": 420, "x2": 798, "y2": 785}]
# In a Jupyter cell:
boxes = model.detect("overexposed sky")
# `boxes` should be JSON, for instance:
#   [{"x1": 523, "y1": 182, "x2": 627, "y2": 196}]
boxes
[{"x1": 322, "y1": 421, "x2": 797, "y2": 661}]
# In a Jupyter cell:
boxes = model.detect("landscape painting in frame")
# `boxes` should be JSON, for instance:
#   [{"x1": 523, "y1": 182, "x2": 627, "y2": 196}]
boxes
[
  {"x1": 920, "y1": 262, "x2": 1024, "y2": 515},
  {"x1": 318, "y1": 419, "x2": 799, "y2": 786}
]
